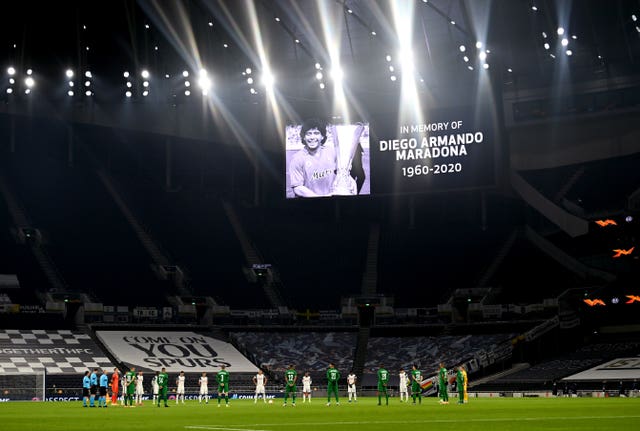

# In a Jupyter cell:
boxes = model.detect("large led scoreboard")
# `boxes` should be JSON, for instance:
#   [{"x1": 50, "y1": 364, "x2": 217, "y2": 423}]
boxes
[{"x1": 285, "y1": 107, "x2": 498, "y2": 199}]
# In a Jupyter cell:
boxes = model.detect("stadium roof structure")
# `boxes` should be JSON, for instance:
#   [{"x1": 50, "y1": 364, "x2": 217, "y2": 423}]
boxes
[{"x1": 2, "y1": 0, "x2": 640, "y2": 107}]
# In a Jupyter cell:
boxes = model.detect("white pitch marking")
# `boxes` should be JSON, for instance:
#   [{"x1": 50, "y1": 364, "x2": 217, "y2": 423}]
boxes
[
  {"x1": 187, "y1": 415, "x2": 640, "y2": 430},
  {"x1": 185, "y1": 427, "x2": 269, "y2": 431}
]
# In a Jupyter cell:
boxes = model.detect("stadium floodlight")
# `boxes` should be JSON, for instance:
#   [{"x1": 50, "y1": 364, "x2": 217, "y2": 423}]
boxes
[
  {"x1": 319, "y1": 83, "x2": 325, "y2": 89},
  {"x1": 184, "y1": 90, "x2": 191, "y2": 96},
  {"x1": 467, "y1": 65, "x2": 474, "y2": 70},
  {"x1": 532, "y1": 5, "x2": 538, "y2": 11},
  {"x1": 508, "y1": 68, "x2": 513, "y2": 73},
  {"x1": 385, "y1": 55, "x2": 392, "y2": 62},
  {"x1": 184, "y1": 81, "x2": 191, "y2": 87},
  {"x1": 479, "y1": 51, "x2": 487, "y2": 61},
  {"x1": 389, "y1": 65, "x2": 395, "y2": 72},
  {"x1": 142, "y1": 90, "x2": 149, "y2": 97},
  {"x1": 208, "y1": 21, "x2": 213, "y2": 27},
  {"x1": 262, "y1": 70, "x2": 275, "y2": 88},
  {"x1": 245, "y1": 68, "x2": 252, "y2": 74},
  {"x1": 330, "y1": 66, "x2": 344, "y2": 83},
  {"x1": 6, "y1": 88, "x2": 12, "y2": 94},
  {"x1": 85, "y1": 71, "x2": 92, "y2": 78},
  {"x1": 68, "y1": 81, "x2": 74, "y2": 87},
  {"x1": 557, "y1": 27, "x2": 565, "y2": 35},
  {"x1": 85, "y1": 81, "x2": 91, "y2": 87},
  {"x1": 561, "y1": 38, "x2": 569, "y2": 47},
  {"x1": 66, "y1": 69, "x2": 74, "y2": 78},
  {"x1": 223, "y1": 43, "x2": 228, "y2": 48},
  {"x1": 67, "y1": 90, "x2": 74, "y2": 96},
  {"x1": 141, "y1": 69, "x2": 150, "y2": 79},
  {"x1": 182, "y1": 70, "x2": 189, "y2": 78},
  {"x1": 9, "y1": 78, "x2": 15, "y2": 84},
  {"x1": 7, "y1": 66, "x2": 16, "y2": 76},
  {"x1": 566, "y1": 50, "x2": 573, "y2": 56},
  {"x1": 633, "y1": 15, "x2": 638, "y2": 22},
  {"x1": 483, "y1": 63, "x2": 489, "y2": 70},
  {"x1": 542, "y1": 31, "x2": 547, "y2": 38},
  {"x1": 26, "y1": 69, "x2": 33, "y2": 75},
  {"x1": 390, "y1": 75, "x2": 397, "y2": 81},
  {"x1": 315, "y1": 72, "x2": 322, "y2": 80},
  {"x1": 25, "y1": 88, "x2": 31, "y2": 94},
  {"x1": 125, "y1": 91, "x2": 132, "y2": 98},
  {"x1": 275, "y1": 17, "x2": 280, "y2": 22},
  {"x1": 165, "y1": 74, "x2": 170, "y2": 78},
  {"x1": 123, "y1": 71, "x2": 130, "y2": 78},
  {"x1": 126, "y1": 81, "x2": 132, "y2": 88},
  {"x1": 459, "y1": 45, "x2": 466, "y2": 52},
  {"x1": 142, "y1": 81, "x2": 149, "y2": 87},
  {"x1": 371, "y1": 31, "x2": 377, "y2": 36},
  {"x1": 250, "y1": 87, "x2": 257, "y2": 94},
  {"x1": 25, "y1": 77, "x2": 35, "y2": 88},
  {"x1": 198, "y1": 69, "x2": 212, "y2": 93},
  {"x1": 247, "y1": 77, "x2": 254, "y2": 84},
  {"x1": 463, "y1": 56, "x2": 469, "y2": 62},
  {"x1": 315, "y1": 63, "x2": 322, "y2": 70},
  {"x1": 85, "y1": 90, "x2": 92, "y2": 96},
  {"x1": 544, "y1": 43, "x2": 550, "y2": 50},
  {"x1": 476, "y1": 41, "x2": 483, "y2": 49}
]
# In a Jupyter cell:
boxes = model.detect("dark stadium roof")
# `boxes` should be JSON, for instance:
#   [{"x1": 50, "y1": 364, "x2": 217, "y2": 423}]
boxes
[{"x1": 3, "y1": 0, "x2": 640, "y2": 102}]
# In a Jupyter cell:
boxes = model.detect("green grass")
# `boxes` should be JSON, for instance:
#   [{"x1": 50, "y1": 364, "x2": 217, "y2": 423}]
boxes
[{"x1": 1, "y1": 397, "x2": 639, "y2": 431}]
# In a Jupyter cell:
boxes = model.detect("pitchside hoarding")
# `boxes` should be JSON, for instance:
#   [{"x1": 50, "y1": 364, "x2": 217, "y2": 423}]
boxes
[{"x1": 96, "y1": 331, "x2": 258, "y2": 373}]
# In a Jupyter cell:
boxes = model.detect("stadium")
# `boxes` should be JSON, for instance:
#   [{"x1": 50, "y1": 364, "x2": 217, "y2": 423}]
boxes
[{"x1": 0, "y1": 1, "x2": 639, "y2": 430}]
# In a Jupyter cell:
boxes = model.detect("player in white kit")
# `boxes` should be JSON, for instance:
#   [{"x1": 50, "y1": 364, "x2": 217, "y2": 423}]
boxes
[
  {"x1": 253, "y1": 370, "x2": 268, "y2": 403},
  {"x1": 398, "y1": 369, "x2": 409, "y2": 402},
  {"x1": 176, "y1": 371, "x2": 185, "y2": 404},
  {"x1": 135, "y1": 371, "x2": 145, "y2": 406},
  {"x1": 347, "y1": 372, "x2": 357, "y2": 402},
  {"x1": 302, "y1": 372, "x2": 312, "y2": 403},
  {"x1": 198, "y1": 372, "x2": 209, "y2": 404},
  {"x1": 151, "y1": 371, "x2": 159, "y2": 404}
]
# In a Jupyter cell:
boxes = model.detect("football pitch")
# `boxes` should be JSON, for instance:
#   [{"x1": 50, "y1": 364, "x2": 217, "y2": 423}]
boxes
[{"x1": 2, "y1": 397, "x2": 639, "y2": 431}]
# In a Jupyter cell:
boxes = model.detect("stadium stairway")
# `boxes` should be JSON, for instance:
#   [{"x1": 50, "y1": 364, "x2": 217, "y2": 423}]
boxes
[
  {"x1": 82, "y1": 324, "x2": 126, "y2": 371},
  {"x1": 351, "y1": 326, "x2": 370, "y2": 377},
  {"x1": 468, "y1": 363, "x2": 530, "y2": 388}
]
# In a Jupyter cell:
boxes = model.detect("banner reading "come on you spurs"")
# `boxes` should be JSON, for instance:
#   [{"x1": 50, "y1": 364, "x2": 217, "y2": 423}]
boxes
[{"x1": 96, "y1": 331, "x2": 258, "y2": 373}]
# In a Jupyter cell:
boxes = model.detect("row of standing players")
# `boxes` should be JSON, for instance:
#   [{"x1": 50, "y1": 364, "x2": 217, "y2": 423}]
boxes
[
  {"x1": 81, "y1": 362, "x2": 469, "y2": 408},
  {"x1": 82, "y1": 365, "x2": 234, "y2": 408},
  {"x1": 282, "y1": 362, "x2": 468, "y2": 406}
]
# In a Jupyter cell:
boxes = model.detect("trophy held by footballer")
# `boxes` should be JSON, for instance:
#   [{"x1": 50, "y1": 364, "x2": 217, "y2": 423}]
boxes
[{"x1": 330, "y1": 123, "x2": 365, "y2": 196}]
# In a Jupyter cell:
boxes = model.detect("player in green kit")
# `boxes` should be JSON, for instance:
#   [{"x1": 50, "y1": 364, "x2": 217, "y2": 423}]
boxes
[
  {"x1": 283, "y1": 364, "x2": 297, "y2": 406},
  {"x1": 125, "y1": 367, "x2": 136, "y2": 407},
  {"x1": 326, "y1": 363, "x2": 340, "y2": 406},
  {"x1": 411, "y1": 364, "x2": 422, "y2": 404},
  {"x1": 456, "y1": 366, "x2": 465, "y2": 404},
  {"x1": 157, "y1": 367, "x2": 169, "y2": 407},
  {"x1": 216, "y1": 365, "x2": 230, "y2": 407},
  {"x1": 438, "y1": 363, "x2": 449, "y2": 404},
  {"x1": 377, "y1": 365, "x2": 389, "y2": 406}
]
